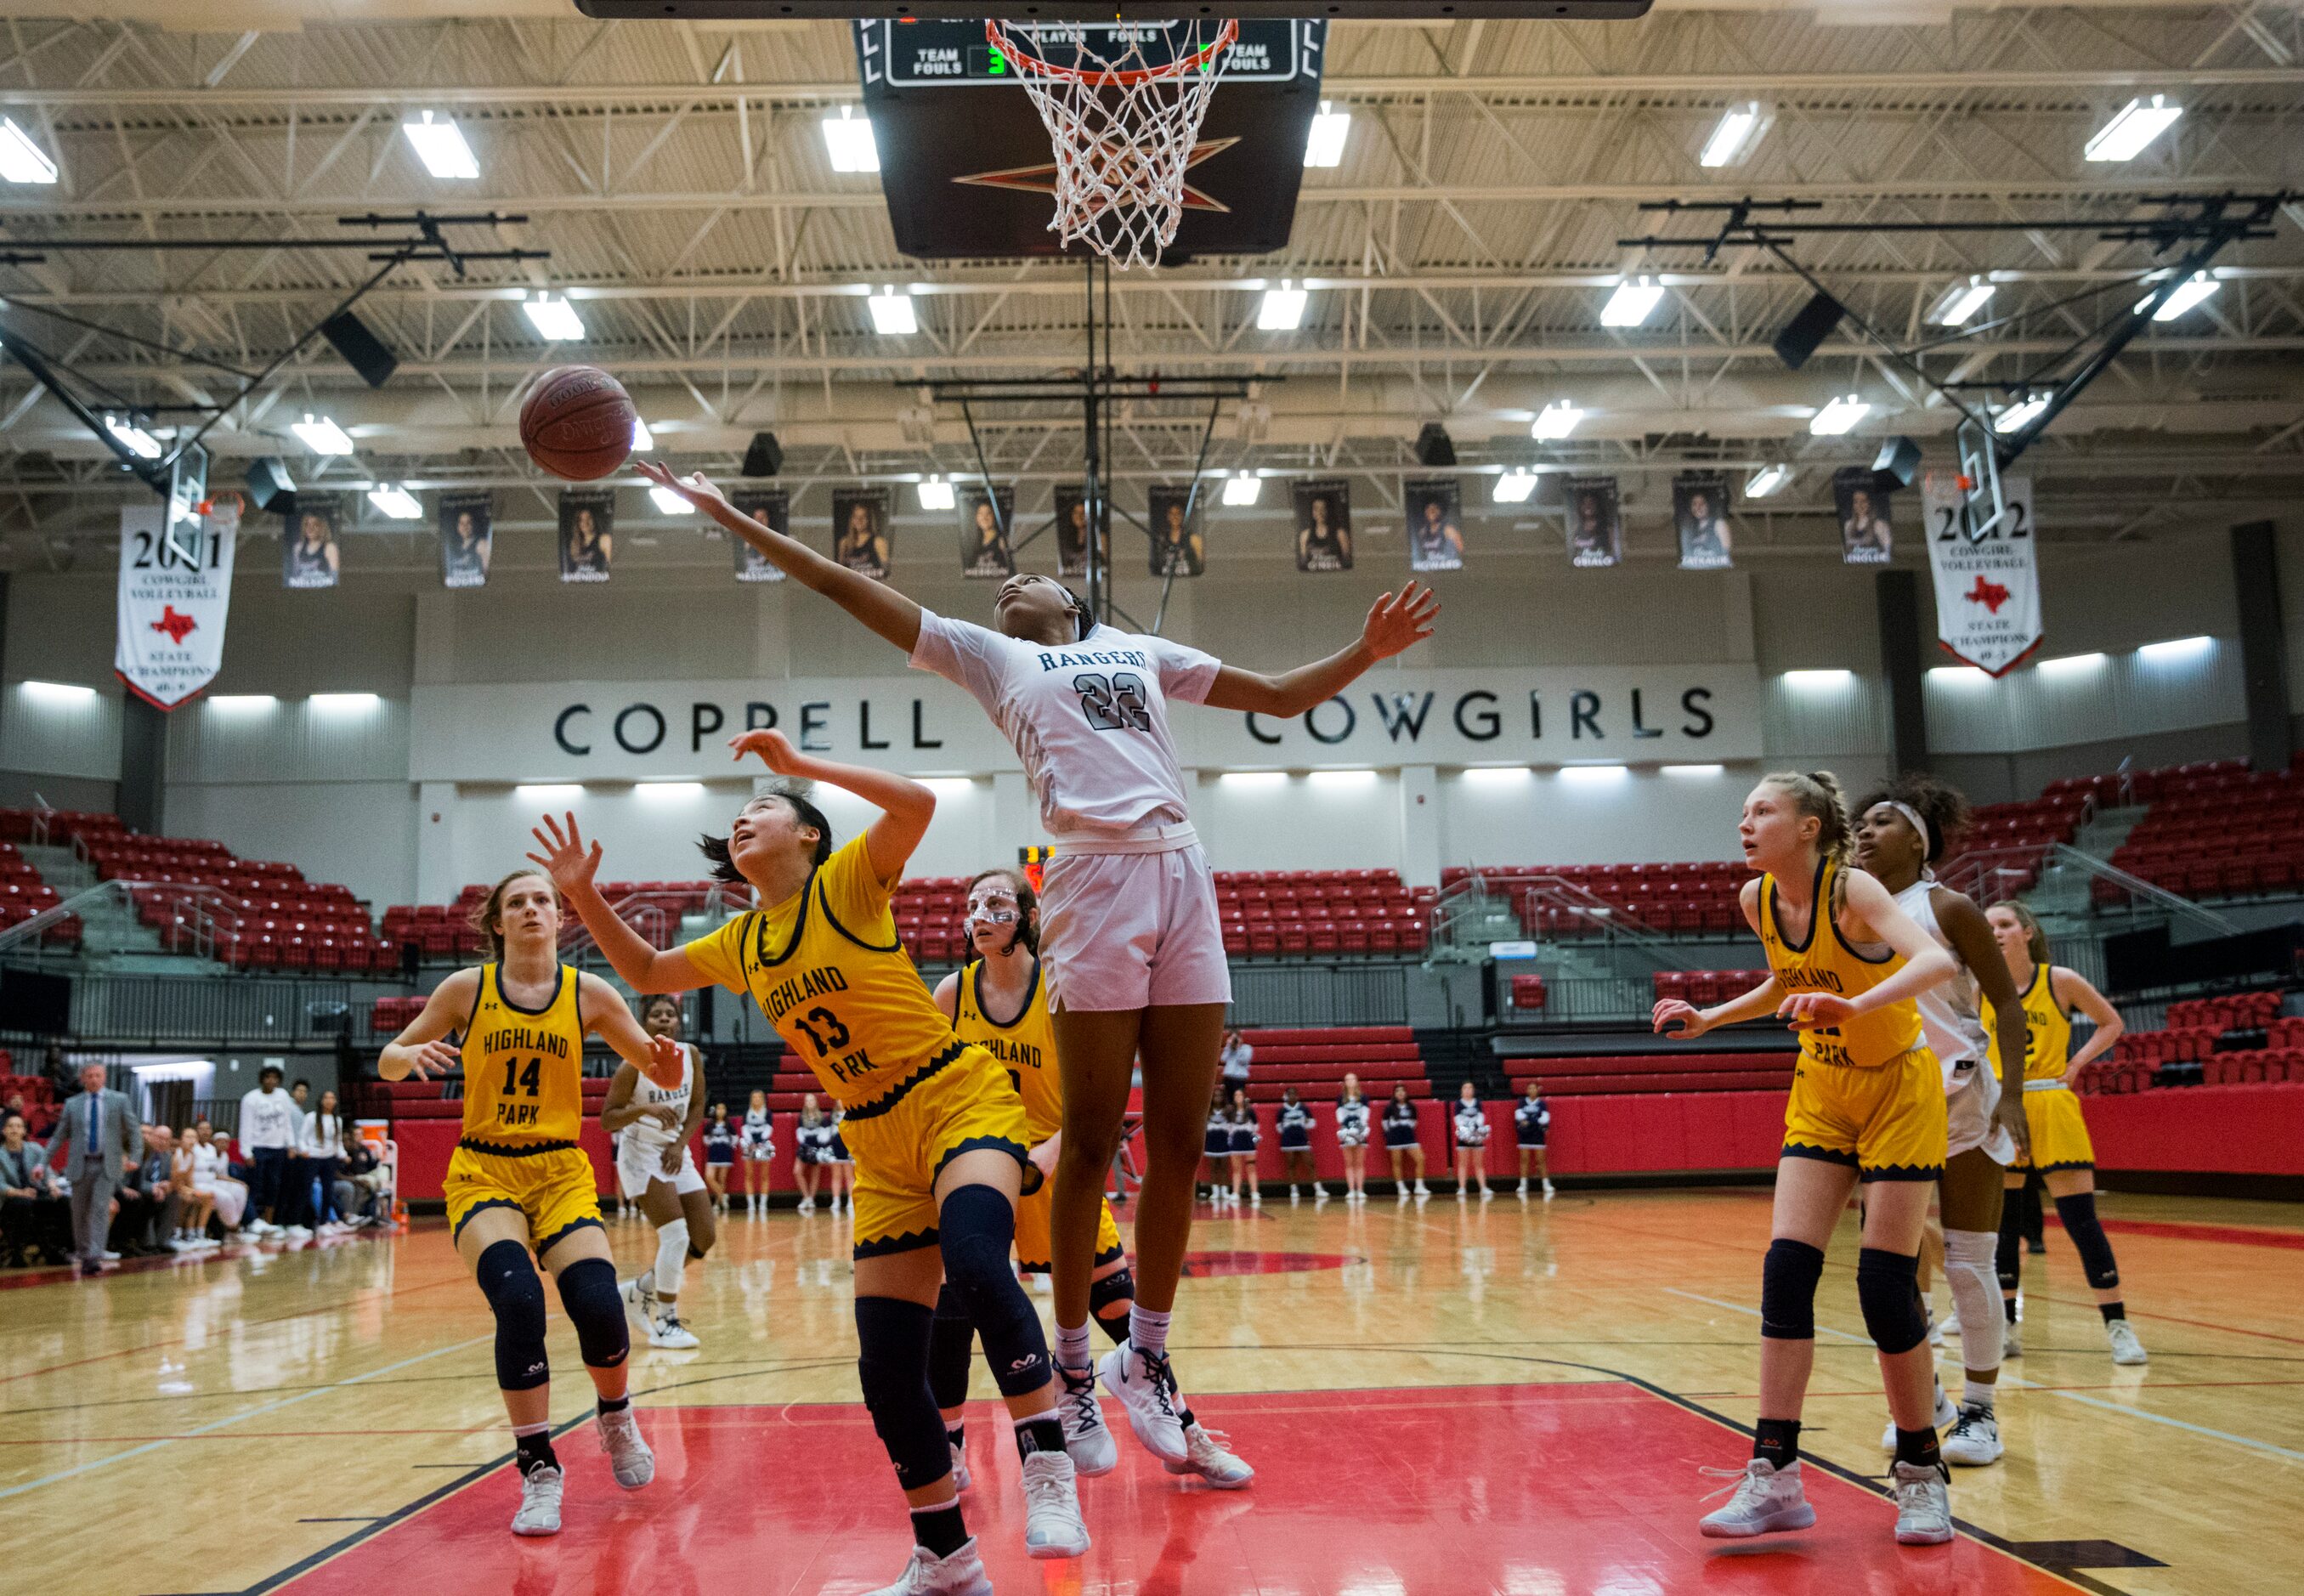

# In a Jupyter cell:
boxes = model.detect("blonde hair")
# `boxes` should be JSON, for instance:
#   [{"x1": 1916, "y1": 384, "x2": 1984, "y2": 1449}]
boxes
[
  {"x1": 1990, "y1": 900, "x2": 2051, "y2": 965},
  {"x1": 470, "y1": 869, "x2": 555, "y2": 963},
  {"x1": 1762, "y1": 769, "x2": 1852, "y2": 865}
]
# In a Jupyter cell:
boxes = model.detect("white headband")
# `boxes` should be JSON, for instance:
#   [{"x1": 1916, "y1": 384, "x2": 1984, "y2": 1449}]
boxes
[{"x1": 1882, "y1": 800, "x2": 1936, "y2": 874}]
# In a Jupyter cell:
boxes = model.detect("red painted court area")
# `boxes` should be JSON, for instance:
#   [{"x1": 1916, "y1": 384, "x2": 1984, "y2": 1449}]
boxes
[{"x1": 280, "y1": 1383, "x2": 2069, "y2": 1595}]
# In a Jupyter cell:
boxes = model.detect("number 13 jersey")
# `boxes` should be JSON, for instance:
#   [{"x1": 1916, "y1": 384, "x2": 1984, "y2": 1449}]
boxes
[
  {"x1": 685, "y1": 834, "x2": 980, "y2": 1112},
  {"x1": 909, "y1": 608, "x2": 1222, "y2": 840},
  {"x1": 461, "y1": 963, "x2": 587, "y2": 1149}
]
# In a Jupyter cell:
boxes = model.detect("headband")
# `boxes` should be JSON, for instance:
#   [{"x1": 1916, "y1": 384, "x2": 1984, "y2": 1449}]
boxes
[{"x1": 1884, "y1": 799, "x2": 1938, "y2": 866}]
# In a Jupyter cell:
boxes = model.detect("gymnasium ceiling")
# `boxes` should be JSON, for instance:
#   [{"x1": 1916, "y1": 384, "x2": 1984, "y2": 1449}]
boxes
[{"x1": 0, "y1": 0, "x2": 2301, "y2": 563}]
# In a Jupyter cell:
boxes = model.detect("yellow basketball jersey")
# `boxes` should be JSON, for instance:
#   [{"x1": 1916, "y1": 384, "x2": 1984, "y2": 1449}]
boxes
[
  {"x1": 954, "y1": 958, "x2": 1060, "y2": 1141},
  {"x1": 461, "y1": 963, "x2": 586, "y2": 1148},
  {"x1": 1757, "y1": 857, "x2": 1923, "y2": 1070},
  {"x1": 1986, "y1": 963, "x2": 2073, "y2": 1084},
  {"x1": 684, "y1": 835, "x2": 973, "y2": 1112}
]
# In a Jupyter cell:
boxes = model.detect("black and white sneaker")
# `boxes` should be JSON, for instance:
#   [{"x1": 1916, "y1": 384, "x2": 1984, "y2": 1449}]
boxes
[
  {"x1": 1940, "y1": 1404, "x2": 2002, "y2": 1466},
  {"x1": 1059, "y1": 1364, "x2": 1118, "y2": 1476},
  {"x1": 1098, "y1": 1340, "x2": 1189, "y2": 1465}
]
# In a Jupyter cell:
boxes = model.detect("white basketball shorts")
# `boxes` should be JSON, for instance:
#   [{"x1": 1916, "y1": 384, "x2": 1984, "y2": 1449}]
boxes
[
  {"x1": 1039, "y1": 829, "x2": 1231, "y2": 1012},
  {"x1": 1945, "y1": 1057, "x2": 2016, "y2": 1165},
  {"x1": 617, "y1": 1141, "x2": 707, "y2": 1200}
]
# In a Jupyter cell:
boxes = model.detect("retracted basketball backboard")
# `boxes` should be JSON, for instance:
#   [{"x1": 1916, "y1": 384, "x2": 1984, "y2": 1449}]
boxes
[
  {"x1": 164, "y1": 442, "x2": 210, "y2": 568},
  {"x1": 1950, "y1": 414, "x2": 2011, "y2": 545},
  {"x1": 577, "y1": 5, "x2": 1656, "y2": 19}
]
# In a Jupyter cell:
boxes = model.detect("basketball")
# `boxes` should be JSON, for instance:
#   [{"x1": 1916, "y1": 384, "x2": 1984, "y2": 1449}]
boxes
[{"x1": 519, "y1": 365, "x2": 636, "y2": 482}]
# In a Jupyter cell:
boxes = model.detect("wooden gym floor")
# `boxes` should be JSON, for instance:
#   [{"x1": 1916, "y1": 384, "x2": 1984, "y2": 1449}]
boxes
[{"x1": 4, "y1": 1185, "x2": 2298, "y2": 1595}]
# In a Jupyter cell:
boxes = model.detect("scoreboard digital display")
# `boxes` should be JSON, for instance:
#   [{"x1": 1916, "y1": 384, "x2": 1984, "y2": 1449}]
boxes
[{"x1": 859, "y1": 19, "x2": 1314, "y2": 89}]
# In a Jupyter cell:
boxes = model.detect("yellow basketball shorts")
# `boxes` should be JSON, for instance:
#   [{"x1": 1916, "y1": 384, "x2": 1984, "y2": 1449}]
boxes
[
  {"x1": 841, "y1": 1045, "x2": 1031, "y2": 1261},
  {"x1": 1014, "y1": 1180, "x2": 1124, "y2": 1276},
  {"x1": 2007, "y1": 1084, "x2": 2096, "y2": 1173},
  {"x1": 444, "y1": 1140, "x2": 603, "y2": 1257},
  {"x1": 1782, "y1": 1045, "x2": 1947, "y2": 1181}
]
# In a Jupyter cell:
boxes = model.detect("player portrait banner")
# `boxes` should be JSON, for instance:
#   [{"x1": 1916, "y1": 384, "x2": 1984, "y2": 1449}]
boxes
[
  {"x1": 1922, "y1": 473, "x2": 2040, "y2": 676},
  {"x1": 280, "y1": 495, "x2": 342, "y2": 589},
  {"x1": 1673, "y1": 471, "x2": 1734, "y2": 570},
  {"x1": 832, "y1": 486, "x2": 892, "y2": 581},
  {"x1": 558, "y1": 489, "x2": 614, "y2": 584},
  {"x1": 116, "y1": 500, "x2": 238, "y2": 710},
  {"x1": 1294, "y1": 478, "x2": 1355, "y2": 573},
  {"x1": 437, "y1": 490, "x2": 492, "y2": 590},
  {"x1": 1834, "y1": 467, "x2": 1894, "y2": 565},
  {"x1": 1053, "y1": 487, "x2": 1096, "y2": 578},
  {"x1": 1566, "y1": 475, "x2": 1622, "y2": 569},
  {"x1": 1147, "y1": 484, "x2": 1205, "y2": 578},
  {"x1": 958, "y1": 484, "x2": 1016, "y2": 580},
  {"x1": 1404, "y1": 478, "x2": 1464, "y2": 573},
  {"x1": 730, "y1": 489, "x2": 789, "y2": 583}
]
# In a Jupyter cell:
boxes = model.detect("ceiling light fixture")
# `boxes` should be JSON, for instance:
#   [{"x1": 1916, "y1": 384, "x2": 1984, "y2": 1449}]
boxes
[
  {"x1": 1744, "y1": 463, "x2": 1791, "y2": 498},
  {"x1": 522, "y1": 292, "x2": 585, "y2": 342},
  {"x1": 401, "y1": 111, "x2": 478, "y2": 179},
  {"x1": 2085, "y1": 94, "x2": 2182, "y2": 162},
  {"x1": 2143, "y1": 271, "x2": 2219, "y2": 321},
  {"x1": 0, "y1": 116, "x2": 59, "y2": 184},
  {"x1": 822, "y1": 106, "x2": 880, "y2": 173},
  {"x1": 1531, "y1": 400, "x2": 1584, "y2": 441},
  {"x1": 1698, "y1": 101, "x2": 1769, "y2": 167},
  {"x1": 1809, "y1": 394, "x2": 1870, "y2": 436},
  {"x1": 1492, "y1": 469, "x2": 1537, "y2": 504},
  {"x1": 291, "y1": 414, "x2": 355, "y2": 456},
  {"x1": 1926, "y1": 277, "x2": 1996, "y2": 326},
  {"x1": 1600, "y1": 276, "x2": 1665, "y2": 328},
  {"x1": 1994, "y1": 393, "x2": 2050, "y2": 435},
  {"x1": 917, "y1": 475, "x2": 956, "y2": 511},
  {"x1": 1258, "y1": 280, "x2": 1310, "y2": 331},
  {"x1": 869, "y1": 286, "x2": 918, "y2": 336},
  {"x1": 1304, "y1": 101, "x2": 1351, "y2": 167},
  {"x1": 648, "y1": 484, "x2": 693, "y2": 515},
  {"x1": 104, "y1": 414, "x2": 162, "y2": 461},
  {"x1": 1221, "y1": 472, "x2": 1261, "y2": 506},
  {"x1": 366, "y1": 484, "x2": 423, "y2": 520}
]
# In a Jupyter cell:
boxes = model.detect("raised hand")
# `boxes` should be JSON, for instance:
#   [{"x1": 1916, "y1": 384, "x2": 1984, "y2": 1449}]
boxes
[
  {"x1": 525, "y1": 811, "x2": 603, "y2": 899},
  {"x1": 635, "y1": 460, "x2": 730, "y2": 515},
  {"x1": 1776, "y1": 991, "x2": 1854, "y2": 1033},
  {"x1": 1652, "y1": 998, "x2": 1709, "y2": 1039},
  {"x1": 404, "y1": 1037, "x2": 463, "y2": 1081},
  {"x1": 1361, "y1": 582, "x2": 1441, "y2": 661},
  {"x1": 641, "y1": 1033, "x2": 687, "y2": 1090},
  {"x1": 729, "y1": 727, "x2": 806, "y2": 776}
]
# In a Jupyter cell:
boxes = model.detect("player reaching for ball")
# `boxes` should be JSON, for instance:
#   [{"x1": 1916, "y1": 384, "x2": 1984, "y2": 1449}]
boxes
[{"x1": 637, "y1": 459, "x2": 1436, "y2": 1474}]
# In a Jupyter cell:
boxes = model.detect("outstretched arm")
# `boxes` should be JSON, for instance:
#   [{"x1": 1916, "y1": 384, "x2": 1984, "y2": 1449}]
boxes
[
  {"x1": 637, "y1": 462, "x2": 922, "y2": 652},
  {"x1": 527, "y1": 816, "x2": 710, "y2": 996},
  {"x1": 1201, "y1": 584, "x2": 1440, "y2": 716},
  {"x1": 730, "y1": 728, "x2": 935, "y2": 886},
  {"x1": 578, "y1": 971, "x2": 687, "y2": 1089}
]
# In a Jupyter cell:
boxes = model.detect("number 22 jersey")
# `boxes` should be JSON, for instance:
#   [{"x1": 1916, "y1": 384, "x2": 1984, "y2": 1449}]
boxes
[
  {"x1": 909, "y1": 608, "x2": 1222, "y2": 840},
  {"x1": 684, "y1": 834, "x2": 979, "y2": 1112}
]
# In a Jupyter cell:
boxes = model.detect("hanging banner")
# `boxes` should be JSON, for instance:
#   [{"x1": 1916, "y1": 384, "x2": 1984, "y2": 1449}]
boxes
[
  {"x1": 831, "y1": 486, "x2": 892, "y2": 581},
  {"x1": 558, "y1": 489, "x2": 614, "y2": 583},
  {"x1": 959, "y1": 484, "x2": 1016, "y2": 580},
  {"x1": 731, "y1": 489, "x2": 789, "y2": 583},
  {"x1": 116, "y1": 501, "x2": 237, "y2": 710},
  {"x1": 1922, "y1": 473, "x2": 2039, "y2": 677},
  {"x1": 1567, "y1": 475, "x2": 1622, "y2": 569},
  {"x1": 1673, "y1": 471, "x2": 1733, "y2": 570},
  {"x1": 280, "y1": 495, "x2": 342, "y2": 589},
  {"x1": 1053, "y1": 487, "x2": 1095, "y2": 578},
  {"x1": 1293, "y1": 478, "x2": 1354, "y2": 573},
  {"x1": 438, "y1": 490, "x2": 493, "y2": 590},
  {"x1": 1404, "y1": 478, "x2": 1464, "y2": 573},
  {"x1": 1147, "y1": 484, "x2": 1205, "y2": 577},
  {"x1": 1834, "y1": 467, "x2": 1894, "y2": 565}
]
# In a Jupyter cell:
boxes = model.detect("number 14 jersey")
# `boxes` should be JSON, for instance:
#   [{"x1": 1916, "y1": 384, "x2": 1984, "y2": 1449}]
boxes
[
  {"x1": 909, "y1": 608, "x2": 1222, "y2": 840},
  {"x1": 461, "y1": 963, "x2": 587, "y2": 1149}
]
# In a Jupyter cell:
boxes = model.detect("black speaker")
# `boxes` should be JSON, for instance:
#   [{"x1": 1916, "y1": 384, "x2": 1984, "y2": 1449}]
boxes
[
  {"x1": 0, "y1": 967, "x2": 71, "y2": 1034},
  {"x1": 1413, "y1": 422, "x2": 1457, "y2": 468},
  {"x1": 320, "y1": 310, "x2": 399, "y2": 388},
  {"x1": 1772, "y1": 291, "x2": 1846, "y2": 371},
  {"x1": 1872, "y1": 435, "x2": 1922, "y2": 493},
  {"x1": 245, "y1": 456, "x2": 296, "y2": 512},
  {"x1": 741, "y1": 432, "x2": 784, "y2": 478}
]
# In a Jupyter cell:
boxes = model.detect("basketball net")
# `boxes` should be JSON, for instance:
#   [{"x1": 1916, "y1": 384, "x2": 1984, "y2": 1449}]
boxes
[{"x1": 986, "y1": 18, "x2": 1237, "y2": 270}]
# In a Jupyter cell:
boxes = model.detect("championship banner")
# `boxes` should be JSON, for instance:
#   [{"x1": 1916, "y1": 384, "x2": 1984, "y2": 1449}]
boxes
[
  {"x1": 1834, "y1": 467, "x2": 1894, "y2": 565},
  {"x1": 438, "y1": 490, "x2": 492, "y2": 589},
  {"x1": 558, "y1": 489, "x2": 614, "y2": 584},
  {"x1": 116, "y1": 500, "x2": 237, "y2": 710},
  {"x1": 280, "y1": 495, "x2": 342, "y2": 589},
  {"x1": 1293, "y1": 478, "x2": 1354, "y2": 573},
  {"x1": 1567, "y1": 475, "x2": 1622, "y2": 569},
  {"x1": 1147, "y1": 484, "x2": 1204, "y2": 577},
  {"x1": 1404, "y1": 478, "x2": 1464, "y2": 573},
  {"x1": 1922, "y1": 473, "x2": 2039, "y2": 676},
  {"x1": 731, "y1": 489, "x2": 789, "y2": 583},
  {"x1": 832, "y1": 486, "x2": 892, "y2": 581},
  {"x1": 959, "y1": 484, "x2": 1016, "y2": 580},
  {"x1": 1053, "y1": 487, "x2": 1095, "y2": 577},
  {"x1": 1673, "y1": 471, "x2": 1733, "y2": 570}
]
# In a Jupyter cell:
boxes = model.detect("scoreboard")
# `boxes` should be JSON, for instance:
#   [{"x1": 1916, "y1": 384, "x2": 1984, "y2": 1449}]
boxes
[{"x1": 858, "y1": 18, "x2": 1316, "y2": 89}]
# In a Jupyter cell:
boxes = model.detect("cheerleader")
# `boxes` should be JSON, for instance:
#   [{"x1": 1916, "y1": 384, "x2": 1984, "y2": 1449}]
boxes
[
  {"x1": 699, "y1": 1103, "x2": 736, "y2": 1214},
  {"x1": 1654, "y1": 772, "x2": 1958, "y2": 1547},
  {"x1": 1277, "y1": 1089, "x2": 1323, "y2": 1202},
  {"x1": 1451, "y1": 1082, "x2": 1492, "y2": 1201},
  {"x1": 827, "y1": 1107, "x2": 856, "y2": 1217},
  {"x1": 739, "y1": 1089, "x2": 776, "y2": 1216},
  {"x1": 1383, "y1": 1084, "x2": 1429, "y2": 1199},
  {"x1": 1224, "y1": 1088, "x2": 1260, "y2": 1208},
  {"x1": 1334, "y1": 1074, "x2": 1372, "y2": 1203},
  {"x1": 795, "y1": 1095, "x2": 832, "y2": 1214},
  {"x1": 1202, "y1": 1088, "x2": 1233, "y2": 1207},
  {"x1": 1983, "y1": 901, "x2": 2143, "y2": 1366},
  {"x1": 1514, "y1": 1080, "x2": 1554, "y2": 1199},
  {"x1": 640, "y1": 461, "x2": 1437, "y2": 1462}
]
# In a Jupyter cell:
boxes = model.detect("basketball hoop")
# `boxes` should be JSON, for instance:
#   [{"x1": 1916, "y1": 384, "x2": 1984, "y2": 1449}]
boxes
[{"x1": 984, "y1": 17, "x2": 1238, "y2": 270}]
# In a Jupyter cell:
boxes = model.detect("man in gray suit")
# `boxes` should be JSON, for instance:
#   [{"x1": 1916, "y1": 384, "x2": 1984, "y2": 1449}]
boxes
[{"x1": 49, "y1": 1061, "x2": 142, "y2": 1275}]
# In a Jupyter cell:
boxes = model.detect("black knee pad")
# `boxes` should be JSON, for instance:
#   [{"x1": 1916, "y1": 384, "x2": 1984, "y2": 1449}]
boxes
[
  {"x1": 938, "y1": 1184, "x2": 1050, "y2": 1398},
  {"x1": 928, "y1": 1282, "x2": 977, "y2": 1412},
  {"x1": 1759, "y1": 1238, "x2": 1825, "y2": 1340},
  {"x1": 475, "y1": 1239, "x2": 550, "y2": 1392},
  {"x1": 1089, "y1": 1265, "x2": 1136, "y2": 1342},
  {"x1": 1997, "y1": 1200, "x2": 2024, "y2": 1292},
  {"x1": 553, "y1": 1256, "x2": 629, "y2": 1370},
  {"x1": 856, "y1": 1295, "x2": 949, "y2": 1491},
  {"x1": 2052, "y1": 1193, "x2": 2121, "y2": 1291},
  {"x1": 1856, "y1": 1248, "x2": 1928, "y2": 1355}
]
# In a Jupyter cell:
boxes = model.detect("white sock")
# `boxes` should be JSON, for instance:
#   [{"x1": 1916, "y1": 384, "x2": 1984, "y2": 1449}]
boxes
[
  {"x1": 1054, "y1": 1321, "x2": 1093, "y2": 1373},
  {"x1": 1128, "y1": 1304, "x2": 1172, "y2": 1359},
  {"x1": 1964, "y1": 1380, "x2": 1998, "y2": 1411}
]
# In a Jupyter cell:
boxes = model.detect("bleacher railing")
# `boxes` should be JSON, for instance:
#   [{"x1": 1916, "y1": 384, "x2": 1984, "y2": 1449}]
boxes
[{"x1": 1435, "y1": 868, "x2": 1701, "y2": 968}]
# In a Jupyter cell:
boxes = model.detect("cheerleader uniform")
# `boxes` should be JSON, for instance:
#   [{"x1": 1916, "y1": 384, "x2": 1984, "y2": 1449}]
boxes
[
  {"x1": 1381, "y1": 1101, "x2": 1420, "y2": 1149},
  {"x1": 1277, "y1": 1101, "x2": 1315, "y2": 1152},
  {"x1": 740, "y1": 1106, "x2": 776, "y2": 1160},
  {"x1": 1203, "y1": 1108, "x2": 1231, "y2": 1162},
  {"x1": 1452, "y1": 1101, "x2": 1491, "y2": 1153},
  {"x1": 702, "y1": 1118, "x2": 737, "y2": 1168},
  {"x1": 1514, "y1": 1096, "x2": 1550, "y2": 1149},
  {"x1": 827, "y1": 1112, "x2": 853, "y2": 1166},
  {"x1": 796, "y1": 1119, "x2": 836, "y2": 1165},
  {"x1": 1226, "y1": 1110, "x2": 1260, "y2": 1160},
  {"x1": 1334, "y1": 1097, "x2": 1371, "y2": 1149}
]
